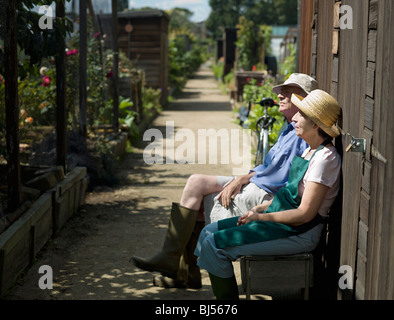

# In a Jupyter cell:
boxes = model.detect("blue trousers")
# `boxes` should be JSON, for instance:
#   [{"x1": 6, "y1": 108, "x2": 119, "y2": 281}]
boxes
[{"x1": 194, "y1": 221, "x2": 323, "y2": 278}]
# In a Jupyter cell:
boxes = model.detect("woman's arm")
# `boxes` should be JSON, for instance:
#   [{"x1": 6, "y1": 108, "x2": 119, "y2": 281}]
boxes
[
  {"x1": 239, "y1": 181, "x2": 329, "y2": 226},
  {"x1": 237, "y1": 199, "x2": 273, "y2": 225}
]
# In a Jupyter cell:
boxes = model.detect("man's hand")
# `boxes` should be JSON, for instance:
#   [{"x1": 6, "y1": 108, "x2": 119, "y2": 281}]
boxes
[
  {"x1": 217, "y1": 173, "x2": 255, "y2": 209},
  {"x1": 217, "y1": 179, "x2": 243, "y2": 209}
]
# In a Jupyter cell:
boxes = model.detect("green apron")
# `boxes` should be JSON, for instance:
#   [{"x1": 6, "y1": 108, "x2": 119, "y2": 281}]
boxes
[{"x1": 214, "y1": 141, "x2": 330, "y2": 249}]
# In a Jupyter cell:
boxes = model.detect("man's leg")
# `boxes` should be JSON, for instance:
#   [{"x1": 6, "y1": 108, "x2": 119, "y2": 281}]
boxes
[
  {"x1": 180, "y1": 174, "x2": 233, "y2": 210},
  {"x1": 132, "y1": 174, "x2": 232, "y2": 285}
]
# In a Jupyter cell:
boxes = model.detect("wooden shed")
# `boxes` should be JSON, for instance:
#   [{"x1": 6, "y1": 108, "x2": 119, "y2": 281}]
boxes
[
  {"x1": 298, "y1": 0, "x2": 394, "y2": 300},
  {"x1": 97, "y1": 10, "x2": 169, "y2": 105}
]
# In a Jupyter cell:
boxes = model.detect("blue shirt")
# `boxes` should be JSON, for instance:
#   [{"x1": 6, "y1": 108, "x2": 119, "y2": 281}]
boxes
[{"x1": 250, "y1": 122, "x2": 309, "y2": 194}]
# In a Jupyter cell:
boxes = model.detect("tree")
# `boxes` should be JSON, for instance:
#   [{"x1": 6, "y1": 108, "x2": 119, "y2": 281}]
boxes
[
  {"x1": 274, "y1": 0, "x2": 298, "y2": 25},
  {"x1": 167, "y1": 7, "x2": 196, "y2": 35},
  {"x1": 118, "y1": 0, "x2": 128, "y2": 11},
  {"x1": 206, "y1": 0, "x2": 248, "y2": 38},
  {"x1": 206, "y1": 0, "x2": 298, "y2": 39}
]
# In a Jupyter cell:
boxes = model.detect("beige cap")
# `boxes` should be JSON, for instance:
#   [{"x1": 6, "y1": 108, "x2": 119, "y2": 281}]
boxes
[{"x1": 273, "y1": 73, "x2": 318, "y2": 95}]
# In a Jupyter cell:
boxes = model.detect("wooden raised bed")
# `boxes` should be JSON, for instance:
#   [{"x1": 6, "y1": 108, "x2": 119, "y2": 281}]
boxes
[{"x1": 0, "y1": 167, "x2": 88, "y2": 296}]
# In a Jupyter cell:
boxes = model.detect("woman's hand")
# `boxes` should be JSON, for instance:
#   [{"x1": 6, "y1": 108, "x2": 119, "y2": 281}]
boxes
[{"x1": 237, "y1": 207, "x2": 260, "y2": 226}]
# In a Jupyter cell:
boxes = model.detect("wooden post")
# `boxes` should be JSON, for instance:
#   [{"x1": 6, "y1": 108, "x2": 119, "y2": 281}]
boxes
[
  {"x1": 86, "y1": 0, "x2": 100, "y2": 35},
  {"x1": 4, "y1": 0, "x2": 21, "y2": 212},
  {"x1": 111, "y1": 0, "x2": 119, "y2": 132},
  {"x1": 79, "y1": 0, "x2": 87, "y2": 137},
  {"x1": 56, "y1": 0, "x2": 67, "y2": 171}
]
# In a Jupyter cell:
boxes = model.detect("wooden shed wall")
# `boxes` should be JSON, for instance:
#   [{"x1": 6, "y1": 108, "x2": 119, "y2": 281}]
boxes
[
  {"x1": 305, "y1": 0, "x2": 394, "y2": 300},
  {"x1": 97, "y1": 11, "x2": 169, "y2": 104}
]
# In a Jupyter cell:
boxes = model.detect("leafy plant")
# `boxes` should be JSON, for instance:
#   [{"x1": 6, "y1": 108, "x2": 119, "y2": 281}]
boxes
[
  {"x1": 168, "y1": 35, "x2": 208, "y2": 94},
  {"x1": 118, "y1": 97, "x2": 139, "y2": 140},
  {"x1": 235, "y1": 17, "x2": 272, "y2": 71},
  {"x1": 211, "y1": 57, "x2": 224, "y2": 81},
  {"x1": 242, "y1": 76, "x2": 284, "y2": 147},
  {"x1": 279, "y1": 43, "x2": 297, "y2": 79}
]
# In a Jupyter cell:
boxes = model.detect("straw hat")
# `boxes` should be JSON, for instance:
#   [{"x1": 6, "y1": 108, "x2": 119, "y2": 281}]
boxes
[
  {"x1": 273, "y1": 73, "x2": 318, "y2": 95},
  {"x1": 291, "y1": 89, "x2": 342, "y2": 138}
]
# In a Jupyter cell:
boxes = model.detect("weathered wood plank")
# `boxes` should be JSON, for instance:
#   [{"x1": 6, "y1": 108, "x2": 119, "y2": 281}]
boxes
[
  {"x1": 366, "y1": 62, "x2": 375, "y2": 98},
  {"x1": 332, "y1": 56, "x2": 339, "y2": 82},
  {"x1": 364, "y1": 97, "x2": 374, "y2": 131},
  {"x1": 368, "y1": 0, "x2": 378, "y2": 29},
  {"x1": 362, "y1": 161, "x2": 372, "y2": 195},
  {"x1": 359, "y1": 189, "x2": 370, "y2": 224},
  {"x1": 355, "y1": 250, "x2": 367, "y2": 300},
  {"x1": 367, "y1": 29, "x2": 377, "y2": 62},
  {"x1": 358, "y1": 220, "x2": 368, "y2": 257}
]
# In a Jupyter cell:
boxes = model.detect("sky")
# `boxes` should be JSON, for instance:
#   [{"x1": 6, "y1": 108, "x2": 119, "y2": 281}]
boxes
[{"x1": 129, "y1": 0, "x2": 212, "y2": 22}]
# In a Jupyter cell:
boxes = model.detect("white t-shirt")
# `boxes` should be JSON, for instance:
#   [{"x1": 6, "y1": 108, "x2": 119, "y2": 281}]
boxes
[{"x1": 298, "y1": 146, "x2": 341, "y2": 217}]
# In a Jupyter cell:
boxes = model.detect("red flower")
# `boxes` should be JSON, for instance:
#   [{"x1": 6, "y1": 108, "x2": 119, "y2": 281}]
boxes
[
  {"x1": 252, "y1": 65, "x2": 257, "y2": 71},
  {"x1": 105, "y1": 71, "x2": 114, "y2": 78},
  {"x1": 66, "y1": 49, "x2": 78, "y2": 56},
  {"x1": 42, "y1": 75, "x2": 50, "y2": 87},
  {"x1": 93, "y1": 32, "x2": 100, "y2": 38},
  {"x1": 246, "y1": 77, "x2": 251, "y2": 82}
]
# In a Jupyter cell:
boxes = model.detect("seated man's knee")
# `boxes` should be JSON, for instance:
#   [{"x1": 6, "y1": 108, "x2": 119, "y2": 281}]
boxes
[
  {"x1": 187, "y1": 174, "x2": 205, "y2": 186},
  {"x1": 185, "y1": 174, "x2": 208, "y2": 192}
]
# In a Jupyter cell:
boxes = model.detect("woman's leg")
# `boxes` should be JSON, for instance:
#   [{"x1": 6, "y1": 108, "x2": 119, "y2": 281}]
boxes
[
  {"x1": 194, "y1": 222, "x2": 239, "y2": 299},
  {"x1": 196, "y1": 223, "x2": 324, "y2": 299},
  {"x1": 196, "y1": 223, "x2": 324, "y2": 278}
]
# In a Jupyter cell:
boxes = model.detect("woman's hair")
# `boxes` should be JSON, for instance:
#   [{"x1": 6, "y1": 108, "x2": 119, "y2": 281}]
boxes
[{"x1": 318, "y1": 127, "x2": 333, "y2": 142}]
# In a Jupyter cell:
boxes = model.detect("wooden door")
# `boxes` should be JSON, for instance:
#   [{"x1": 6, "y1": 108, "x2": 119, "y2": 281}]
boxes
[
  {"x1": 365, "y1": 0, "x2": 394, "y2": 300},
  {"x1": 337, "y1": 0, "x2": 369, "y2": 300},
  {"x1": 338, "y1": 0, "x2": 394, "y2": 300}
]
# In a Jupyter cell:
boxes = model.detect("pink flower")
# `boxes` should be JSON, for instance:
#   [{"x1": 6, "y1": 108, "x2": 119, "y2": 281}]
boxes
[
  {"x1": 66, "y1": 49, "x2": 78, "y2": 56},
  {"x1": 42, "y1": 75, "x2": 50, "y2": 87}
]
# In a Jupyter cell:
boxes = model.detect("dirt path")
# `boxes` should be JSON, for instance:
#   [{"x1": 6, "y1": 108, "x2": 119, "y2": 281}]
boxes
[{"x1": 4, "y1": 63, "x2": 252, "y2": 300}]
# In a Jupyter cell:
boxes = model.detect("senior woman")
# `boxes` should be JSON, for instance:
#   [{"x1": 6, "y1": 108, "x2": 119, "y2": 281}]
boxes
[{"x1": 194, "y1": 89, "x2": 342, "y2": 300}]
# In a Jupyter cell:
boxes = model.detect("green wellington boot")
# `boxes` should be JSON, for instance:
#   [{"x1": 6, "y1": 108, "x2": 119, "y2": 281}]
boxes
[
  {"x1": 153, "y1": 221, "x2": 205, "y2": 289},
  {"x1": 209, "y1": 273, "x2": 239, "y2": 300},
  {"x1": 131, "y1": 203, "x2": 198, "y2": 279}
]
